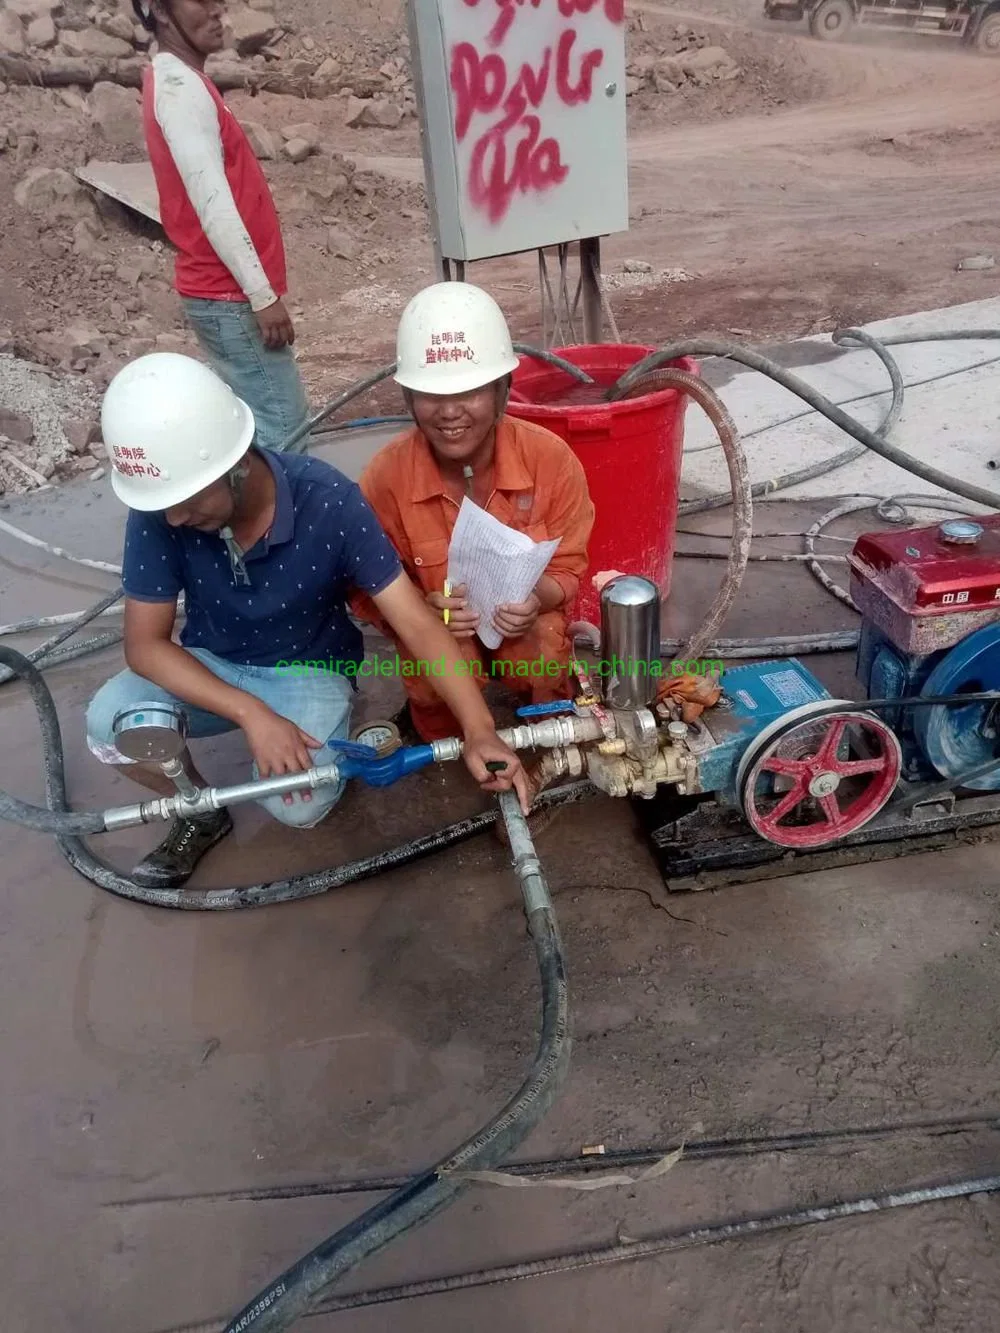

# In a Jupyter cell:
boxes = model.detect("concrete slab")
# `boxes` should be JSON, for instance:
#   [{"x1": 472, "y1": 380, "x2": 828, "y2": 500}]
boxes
[
  {"x1": 76, "y1": 159, "x2": 162, "y2": 226},
  {"x1": 681, "y1": 294, "x2": 1000, "y2": 510}
]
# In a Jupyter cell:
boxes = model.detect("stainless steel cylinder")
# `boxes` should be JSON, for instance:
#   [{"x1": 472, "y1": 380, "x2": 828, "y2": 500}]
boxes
[{"x1": 599, "y1": 575, "x2": 661, "y2": 710}]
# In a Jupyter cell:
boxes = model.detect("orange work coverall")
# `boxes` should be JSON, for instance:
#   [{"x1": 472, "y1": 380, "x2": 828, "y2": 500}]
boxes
[{"x1": 351, "y1": 415, "x2": 596, "y2": 741}]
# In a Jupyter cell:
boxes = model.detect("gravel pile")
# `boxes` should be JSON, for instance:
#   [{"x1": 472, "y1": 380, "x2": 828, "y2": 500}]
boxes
[{"x1": 0, "y1": 353, "x2": 102, "y2": 494}]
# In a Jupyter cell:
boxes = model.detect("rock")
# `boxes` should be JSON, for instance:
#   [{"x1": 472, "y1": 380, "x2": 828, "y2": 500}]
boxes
[
  {"x1": 98, "y1": 11, "x2": 136, "y2": 42},
  {"x1": 656, "y1": 55, "x2": 686, "y2": 83},
  {"x1": 311, "y1": 54, "x2": 341, "y2": 92},
  {"x1": 6, "y1": 0, "x2": 58, "y2": 18},
  {"x1": 26, "y1": 14, "x2": 56, "y2": 47},
  {"x1": 345, "y1": 95, "x2": 402, "y2": 128},
  {"x1": 679, "y1": 45, "x2": 736, "y2": 77},
  {"x1": 60, "y1": 28, "x2": 134, "y2": 58},
  {"x1": 623, "y1": 259, "x2": 652, "y2": 274},
  {"x1": 247, "y1": 0, "x2": 275, "y2": 8},
  {"x1": 283, "y1": 136, "x2": 313, "y2": 163},
  {"x1": 14, "y1": 167, "x2": 92, "y2": 222},
  {"x1": 368, "y1": 98, "x2": 402, "y2": 129},
  {"x1": 325, "y1": 226, "x2": 359, "y2": 261},
  {"x1": 0, "y1": 409, "x2": 34, "y2": 446},
  {"x1": 15, "y1": 132, "x2": 37, "y2": 163},
  {"x1": 280, "y1": 121, "x2": 320, "y2": 147},
  {"x1": 88, "y1": 80, "x2": 144, "y2": 148},
  {"x1": 310, "y1": 172, "x2": 350, "y2": 204},
  {"x1": 57, "y1": 87, "x2": 89, "y2": 113},
  {"x1": 35, "y1": 453, "x2": 56, "y2": 480},
  {"x1": 345, "y1": 95, "x2": 370, "y2": 126},
  {"x1": 0, "y1": 11, "x2": 26, "y2": 55},
  {"x1": 957, "y1": 254, "x2": 995, "y2": 271},
  {"x1": 116, "y1": 260, "x2": 143, "y2": 285},
  {"x1": 133, "y1": 24, "x2": 151, "y2": 47},
  {"x1": 0, "y1": 82, "x2": 7, "y2": 95},
  {"x1": 226, "y1": 6, "x2": 278, "y2": 55},
  {"x1": 155, "y1": 332, "x2": 188, "y2": 353},
  {"x1": 241, "y1": 119, "x2": 276, "y2": 159},
  {"x1": 63, "y1": 418, "x2": 102, "y2": 454},
  {"x1": 73, "y1": 216, "x2": 105, "y2": 258},
  {"x1": 64, "y1": 323, "x2": 107, "y2": 359},
  {"x1": 625, "y1": 75, "x2": 642, "y2": 97}
]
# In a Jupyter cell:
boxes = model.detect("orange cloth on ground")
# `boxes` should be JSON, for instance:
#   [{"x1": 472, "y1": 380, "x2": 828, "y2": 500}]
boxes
[
  {"x1": 351, "y1": 416, "x2": 596, "y2": 741},
  {"x1": 656, "y1": 674, "x2": 723, "y2": 724}
]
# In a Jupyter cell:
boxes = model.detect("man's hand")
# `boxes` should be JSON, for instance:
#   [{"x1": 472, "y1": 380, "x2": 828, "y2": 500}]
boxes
[
  {"x1": 255, "y1": 299, "x2": 296, "y2": 350},
  {"x1": 241, "y1": 702, "x2": 321, "y2": 807},
  {"x1": 426, "y1": 583, "x2": 480, "y2": 640},
  {"x1": 462, "y1": 728, "x2": 530, "y2": 814},
  {"x1": 494, "y1": 591, "x2": 541, "y2": 639}
]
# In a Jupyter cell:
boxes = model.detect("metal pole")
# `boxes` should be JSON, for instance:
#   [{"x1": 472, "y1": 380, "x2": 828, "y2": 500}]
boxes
[
  {"x1": 405, "y1": 0, "x2": 447, "y2": 282},
  {"x1": 580, "y1": 237, "x2": 604, "y2": 343}
]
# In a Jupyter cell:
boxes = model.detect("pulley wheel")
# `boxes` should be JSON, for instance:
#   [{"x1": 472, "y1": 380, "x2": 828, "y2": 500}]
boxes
[
  {"x1": 737, "y1": 702, "x2": 901, "y2": 849},
  {"x1": 913, "y1": 624, "x2": 1000, "y2": 791}
]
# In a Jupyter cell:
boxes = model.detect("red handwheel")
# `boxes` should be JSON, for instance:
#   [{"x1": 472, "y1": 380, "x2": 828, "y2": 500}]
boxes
[{"x1": 737, "y1": 703, "x2": 902, "y2": 849}]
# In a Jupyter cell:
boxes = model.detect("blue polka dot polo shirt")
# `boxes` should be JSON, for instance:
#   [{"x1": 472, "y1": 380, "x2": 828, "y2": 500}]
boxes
[{"x1": 121, "y1": 447, "x2": 402, "y2": 670}]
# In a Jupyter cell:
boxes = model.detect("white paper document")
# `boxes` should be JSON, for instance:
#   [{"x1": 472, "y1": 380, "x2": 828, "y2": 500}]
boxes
[{"x1": 447, "y1": 498, "x2": 561, "y2": 650}]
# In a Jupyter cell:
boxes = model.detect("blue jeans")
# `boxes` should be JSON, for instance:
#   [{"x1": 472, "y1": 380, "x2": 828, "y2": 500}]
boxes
[
  {"x1": 181, "y1": 296, "x2": 311, "y2": 454},
  {"x1": 85, "y1": 648, "x2": 354, "y2": 829}
]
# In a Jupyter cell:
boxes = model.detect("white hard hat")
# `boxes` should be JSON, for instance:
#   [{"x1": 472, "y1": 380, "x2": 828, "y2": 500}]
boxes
[
  {"x1": 394, "y1": 281, "x2": 519, "y2": 395},
  {"x1": 101, "y1": 353, "x2": 256, "y2": 511}
]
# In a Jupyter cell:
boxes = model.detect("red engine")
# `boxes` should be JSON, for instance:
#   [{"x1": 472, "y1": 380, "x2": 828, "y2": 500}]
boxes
[{"x1": 848, "y1": 515, "x2": 1000, "y2": 656}]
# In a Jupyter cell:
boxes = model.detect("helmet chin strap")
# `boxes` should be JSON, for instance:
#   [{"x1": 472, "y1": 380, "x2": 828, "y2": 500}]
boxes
[{"x1": 219, "y1": 459, "x2": 251, "y2": 587}]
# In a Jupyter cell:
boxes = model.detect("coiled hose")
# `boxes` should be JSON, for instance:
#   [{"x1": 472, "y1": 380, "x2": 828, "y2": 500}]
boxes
[{"x1": 607, "y1": 336, "x2": 1000, "y2": 511}]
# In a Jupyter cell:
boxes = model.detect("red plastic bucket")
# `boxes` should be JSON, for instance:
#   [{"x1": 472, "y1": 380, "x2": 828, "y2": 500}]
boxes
[{"x1": 506, "y1": 343, "x2": 698, "y2": 625}]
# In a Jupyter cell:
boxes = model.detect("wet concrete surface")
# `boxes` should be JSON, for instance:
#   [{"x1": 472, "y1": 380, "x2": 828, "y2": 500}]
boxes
[{"x1": 3, "y1": 436, "x2": 1000, "y2": 1331}]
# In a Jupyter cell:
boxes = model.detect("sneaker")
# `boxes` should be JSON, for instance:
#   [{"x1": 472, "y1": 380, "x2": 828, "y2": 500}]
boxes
[{"x1": 130, "y1": 809, "x2": 234, "y2": 889}]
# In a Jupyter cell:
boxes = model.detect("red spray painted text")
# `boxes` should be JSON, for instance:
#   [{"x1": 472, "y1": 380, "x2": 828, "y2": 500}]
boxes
[{"x1": 451, "y1": 0, "x2": 624, "y2": 225}]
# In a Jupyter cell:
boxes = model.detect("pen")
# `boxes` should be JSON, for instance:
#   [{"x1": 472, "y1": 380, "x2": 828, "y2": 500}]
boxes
[{"x1": 443, "y1": 579, "x2": 452, "y2": 626}]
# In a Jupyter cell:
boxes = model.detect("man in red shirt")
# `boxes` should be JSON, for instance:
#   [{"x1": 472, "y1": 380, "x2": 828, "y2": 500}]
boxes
[{"x1": 132, "y1": 0, "x2": 310, "y2": 453}]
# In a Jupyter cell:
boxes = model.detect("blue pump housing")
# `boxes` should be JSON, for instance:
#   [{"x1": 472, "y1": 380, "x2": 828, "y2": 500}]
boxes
[
  {"x1": 697, "y1": 659, "x2": 832, "y2": 802},
  {"x1": 855, "y1": 620, "x2": 949, "y2": 782}
]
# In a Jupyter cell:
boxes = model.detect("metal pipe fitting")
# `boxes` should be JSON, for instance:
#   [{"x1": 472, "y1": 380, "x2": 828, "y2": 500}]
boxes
[
  {"x1": 101, "y1": 762, "x2": 344, "y2": 831},
  {"x1": 599, "y1": 575, "x2": 661, "y2": 711},
  {"x1": 497, "y1": 715, "x2": 605, "y2": 751}
]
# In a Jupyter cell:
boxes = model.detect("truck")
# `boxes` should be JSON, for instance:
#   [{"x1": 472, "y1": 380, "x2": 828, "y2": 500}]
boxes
[{"x1": 763, "y1": 0, "x2": 1000, "y2": 52}]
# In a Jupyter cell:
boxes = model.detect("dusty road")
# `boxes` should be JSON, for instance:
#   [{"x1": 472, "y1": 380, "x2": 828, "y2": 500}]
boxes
[{"x1": 347, "y1": 2, "x2": 1000, "y2": 363}]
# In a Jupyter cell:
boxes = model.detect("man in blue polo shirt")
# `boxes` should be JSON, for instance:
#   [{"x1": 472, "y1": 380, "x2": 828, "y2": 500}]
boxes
[{"x1": 85, "y1": 353, "x2": 526, "y2": 888}]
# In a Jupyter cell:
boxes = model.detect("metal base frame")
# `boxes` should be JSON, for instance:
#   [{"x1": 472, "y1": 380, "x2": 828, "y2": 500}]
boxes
[{"x1": 631, "y1": 784, "x2": 1000, "y2": 893}]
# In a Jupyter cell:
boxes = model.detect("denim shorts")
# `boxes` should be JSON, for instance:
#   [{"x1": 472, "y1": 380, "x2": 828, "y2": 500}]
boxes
[
  {"x1": 181, "y1": 296, "x2": 311, "y2": 455},
  {"x1": 85, "y1": 647, "x2": 354, "y2": 829}
]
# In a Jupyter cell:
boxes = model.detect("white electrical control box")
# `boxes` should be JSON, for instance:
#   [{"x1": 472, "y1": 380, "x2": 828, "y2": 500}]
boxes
[{"x1": 406, "y1": 0, "x2": 629, "y2": 264}]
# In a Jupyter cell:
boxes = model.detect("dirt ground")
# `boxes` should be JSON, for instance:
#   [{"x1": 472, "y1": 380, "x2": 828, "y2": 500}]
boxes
[
  {"x1": 5, "y1": 2, "x2": 1000, "y2": 1331},
  {"x1": 3, "y1": 0, "x2": 1000, "y2": 444}
]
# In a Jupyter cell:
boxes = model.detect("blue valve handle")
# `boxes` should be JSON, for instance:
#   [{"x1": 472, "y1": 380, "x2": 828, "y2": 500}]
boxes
[
  {"x1": 514, "y1": 700, "x2": 578, "y2": 719},
  {"x1": 325, "y1": 738, "x2": 437, "y2": 788}
]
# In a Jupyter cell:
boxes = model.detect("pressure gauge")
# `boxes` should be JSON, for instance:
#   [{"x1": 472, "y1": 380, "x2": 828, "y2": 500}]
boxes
[{"x1": 350, "y1": 719, "x2": 403, "y2": 757}]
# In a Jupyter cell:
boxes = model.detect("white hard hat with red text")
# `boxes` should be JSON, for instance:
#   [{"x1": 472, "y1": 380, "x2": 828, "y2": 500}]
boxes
[
  {"x1": 101, "y1": 352, "x2": 256, "y2": 511},
  {"x1": 394, "y1": 281, "x2": 519, "y2": 395}
]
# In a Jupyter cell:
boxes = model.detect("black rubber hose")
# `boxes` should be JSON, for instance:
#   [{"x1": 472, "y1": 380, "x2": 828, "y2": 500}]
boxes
[
  {"x1": 606, "y1": 338, "x2": 1000, "y2": 510},
  {"x1": 219, "y1": 789, "x2": 570, "y2": 1332},
  {"x1": 0, "y1": 648, "x2": 108, "y2": 834},
  {"x1": 278, "y1": 344, "x2": 594, "y2": 454},
  {"x1": 677, "y1": 328, "x2": 906, "y2": 517}
]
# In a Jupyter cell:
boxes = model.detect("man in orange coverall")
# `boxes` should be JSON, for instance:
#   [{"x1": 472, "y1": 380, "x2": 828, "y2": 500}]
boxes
[{"x1": 351, "y1": 281, "x2": 595, "y2": 794}]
